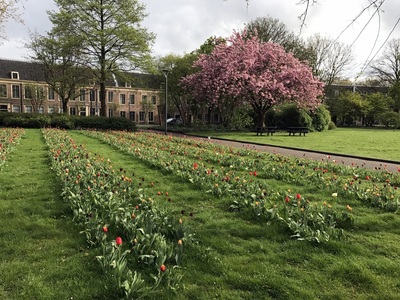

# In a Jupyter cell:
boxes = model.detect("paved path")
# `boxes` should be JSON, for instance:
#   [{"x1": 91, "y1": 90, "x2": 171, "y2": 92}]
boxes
[{"x1": 181, "y1": 134, "x2": 400, "y2": 173}]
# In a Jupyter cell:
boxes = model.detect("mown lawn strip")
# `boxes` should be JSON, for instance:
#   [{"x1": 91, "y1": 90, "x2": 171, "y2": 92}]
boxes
[{"x1": 0, "y1": 129, "x2": 111, "y2": 300}]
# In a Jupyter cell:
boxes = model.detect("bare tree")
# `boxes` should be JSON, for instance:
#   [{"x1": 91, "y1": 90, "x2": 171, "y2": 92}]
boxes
[
  {"x1": 370, "y1": 38, "x2": 400, "y2": 84},
  {"x1": 306, "y1": 34, "x2": 354, "y2": 87},
  {"x1": 0, "y1": 0, "x2": 21, "y2": 39}
]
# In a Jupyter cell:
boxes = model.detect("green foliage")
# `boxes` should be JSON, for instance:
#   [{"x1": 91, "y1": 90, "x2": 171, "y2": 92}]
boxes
[
  {"x1": 312, "y1": 105, "x2": 332, "y2": 131},
  {"x1": 3, "y1": 113, "x2": 52, "y2": 128},
  {"x1": 0, "y1": 113, "x2": 136, "y2": 131},
  {"x1": 328, "y1": 121, "x2": 337, "y2": 130},
  {"x1": 223, "y1": 106, "x2": 253, "y2": 131},
  {"x1": 364, "y1": 93, "x2": 394, "y2": 126},
  {"x1": 267, "y1": 103, "x2": 313, "y2": 129},
  {"x1": 74, "y1": 116, "x2": 137, "y2": 131},
  {"x1": 379, "y1": 111, "x2": 400, "y2": 128}
]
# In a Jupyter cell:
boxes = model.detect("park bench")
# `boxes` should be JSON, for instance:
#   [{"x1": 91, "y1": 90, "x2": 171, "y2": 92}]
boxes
[
  {"x1": 287, "y1": 127, "x2": 309, "y2": 136},
  {"x1": 256, "y1": 126, "x2": 277, "y2": 136}
]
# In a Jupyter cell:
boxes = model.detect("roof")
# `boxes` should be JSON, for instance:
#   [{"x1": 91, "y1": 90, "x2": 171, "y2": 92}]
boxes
[
  {"x1": 0, "y1": 59, "x2": 47, "y2": 82},
  {"x1": 0, "y1": 58, "x2": 163, "y2": 90}
]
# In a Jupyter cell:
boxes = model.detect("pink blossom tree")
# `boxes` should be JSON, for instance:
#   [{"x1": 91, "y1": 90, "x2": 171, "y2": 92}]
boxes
[{"x1": 181, "y1": 31, "x2": 324, "y2": 129}]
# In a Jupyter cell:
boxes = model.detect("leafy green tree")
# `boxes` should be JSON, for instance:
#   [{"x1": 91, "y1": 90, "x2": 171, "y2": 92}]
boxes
[
  {"x1": 28, "y1": 31, "x2": 88, "y2": 113},
  {"x1": 364, "y1": 93, "x2": 394, "y2": 126},
  {"x1": 49, "y1": 0, "x2": 155, "y2": 117},
  {"x1": 157, "y1": 53, "x2": 199, "y2": 125},
  {"x1": 332, "y1": 91, "x2": 364, "y2": 125},
  {"x1": 388, "y1": 81, "x2": 400, "y2": 112}
]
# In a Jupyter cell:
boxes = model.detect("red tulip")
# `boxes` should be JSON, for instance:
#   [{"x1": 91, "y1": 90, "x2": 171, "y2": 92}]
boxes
[
  {"x1": 116, "y1": 236, "x2": 122, "y2": 246},
  {"x1": 296, "y1": 193, "x2": 301, "y2": 200},
  {"x1": 102, "y1": 226, "x2": 108, "y2": 233},
  {"x1": 160, "y1": 264, "x2": 167, "y2": 272}
]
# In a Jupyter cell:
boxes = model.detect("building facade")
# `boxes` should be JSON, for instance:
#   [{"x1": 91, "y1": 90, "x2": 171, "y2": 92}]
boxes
[{"x1": 0, "y1": 59, "x2": 164, "y2": 125}]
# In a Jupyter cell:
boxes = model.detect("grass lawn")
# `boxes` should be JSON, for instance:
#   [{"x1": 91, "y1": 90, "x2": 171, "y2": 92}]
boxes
[
  {"x1": 1, "y1": 128, "x2": 400, "y2": 299},
  {"x1": 189, "y1": 127, "x2": 400, "y2": 162},
  {"x1": 0, "y1": 129, "x2": 112, "y2": 299}
]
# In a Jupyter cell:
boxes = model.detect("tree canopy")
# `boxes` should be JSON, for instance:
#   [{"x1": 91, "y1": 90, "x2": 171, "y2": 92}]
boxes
[
  {"x1": 46, "y1": 0, "x2": 155, "y2": 116},
  {"x1": 181, "y1": 31, "x2": 324, "y2": 128}
]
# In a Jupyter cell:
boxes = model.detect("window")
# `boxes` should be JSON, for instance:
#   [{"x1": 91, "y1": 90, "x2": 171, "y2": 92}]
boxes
[
  {"x1": 69, "y1": 107, "x2": 76, "y2": 115},
  {"x1": 12, "y1": 85, "x2": 20, "y2": 98},
  {"x1": 108, "y1": 91, "x2": 114, "y2": 103},
  {"x1": 48, "y1": 106, "x2": 55, "y2": 114},
  {"x1": 12, "y1": 105, "x2": 20, "y2": 113},
  {"x1": 120, "y1": 94, "x2": 126, "y2": 104},
  {"x1": 120, "y1": 111, "x2": 126, "y2": 118},
  {"x1": 79, "y1": 107, "x2": 86, "y2": 116},
  {"x1": 125, "y1": 82, "x2": 131, "y2": 88},
  {"x1": 90, "y1": 107, "x2": 95, "y2": 116},
  {"x1": 204, "y1": 114, "x2": 209, "y2": 122},
  {"x1": 0, "y1": 104, "x2": 8, "y2": 111},
  {"x1": 129, "y1": 94, "x2": 135, "y2": 104},
  {"x1": 24, "y1": 86, "x2": 32, "y2": 99},
  {"x1": 80, "y1": 89, "x2": 86, "y2": 102},
  {"x1": 90, "y1": 90, "x2": 95, "y2": 102},
  {"x1": 11, "y1": 71, "x2": 19, "y2": 79},
  {"x1": 148, "y1": 111, "x2": 154, "y2": 122},
  {"x1": 59, "y1": 107, "x2": 63, "y2": 114},
  {"x1": 129, "y1": 111, "x2": 135, "y2": 121},
  {"x1": 25, "y1": 105, "x2": 33, "y2": 113},
  {"x1": 38, "y1": 106, "x2": 44, "y2": 114},
  {"x1": 48, "y1": 87, "x2": 55, "y2": 100},
  {"x1": 139, "y1": 111, "x2": 145, "y2": 122},
  {"x1": 142, "y1": 95, "x2": 147, "y2": 102},
  {"x1": 108, "y1": 108, "x2": 114, "y2": 117},
  {"x1": 151, "y1": 95, "x2": 157, "y2": 105},
  {"x1": 0, "y1": 84, "x2": 7, "y2": 98}
]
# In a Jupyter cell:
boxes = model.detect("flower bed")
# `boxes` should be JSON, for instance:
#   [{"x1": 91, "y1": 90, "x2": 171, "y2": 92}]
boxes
[
  {"x1": 0, "y1": 128, "x2": 24, "y2": 170},
  {"x1": 42, "y1": 128, "x2": 193, "y2": 299},
  {"x1": 76, "y1": 130, "x2": 400, "y2": 242}
]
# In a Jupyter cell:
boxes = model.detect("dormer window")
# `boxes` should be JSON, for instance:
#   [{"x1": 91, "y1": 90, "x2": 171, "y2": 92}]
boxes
[
  {"x1": 11, "y1": 71, "x2": 19, "y2": 80},
  {"x1": 125, "y1": 82, "x2": 131, "y2": 88}
]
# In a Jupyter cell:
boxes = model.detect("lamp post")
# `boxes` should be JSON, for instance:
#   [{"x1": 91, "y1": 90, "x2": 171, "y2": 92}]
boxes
[{"x1": 162, "y1": 69, "x2": 169, "y2": 135}]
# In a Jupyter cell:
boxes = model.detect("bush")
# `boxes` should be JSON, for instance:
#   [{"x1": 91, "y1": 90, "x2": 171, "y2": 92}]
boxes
[
  {"x1": 312, "y1": 105, "x2": 332, "y2": 131},
  {"x1": 3, "y1": 113, "x2": 51, "y2": 128},
  {"x1": 0, "y1": 113, "x2": 136, "y2": 131},
  {"x1": 269, "y1": 103, "x2": 313, "y2": 129},
  {"x1": 328, "y1": 121, "x2": 337, "y2": 130}
]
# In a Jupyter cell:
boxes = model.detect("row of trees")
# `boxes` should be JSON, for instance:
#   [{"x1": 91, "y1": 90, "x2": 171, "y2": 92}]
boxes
[{"x1": 2, "y1": 1, "x2": 399, "y2": 129}]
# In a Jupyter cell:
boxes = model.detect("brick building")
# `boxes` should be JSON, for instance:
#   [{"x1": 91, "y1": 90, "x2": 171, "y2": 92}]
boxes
[{"x1": 0, "y1": 59, "x2": 164, "y2": 124}]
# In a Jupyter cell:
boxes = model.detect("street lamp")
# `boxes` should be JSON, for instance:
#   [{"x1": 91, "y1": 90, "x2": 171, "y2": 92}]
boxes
[{"x1": 162, "y1": 69, "x2": 170, "y2": 135}]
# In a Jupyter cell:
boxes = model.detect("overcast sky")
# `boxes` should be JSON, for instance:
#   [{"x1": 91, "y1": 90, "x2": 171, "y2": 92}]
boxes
[{"x1": 0, "y1": 0, "x2": 399, "y2": 80}]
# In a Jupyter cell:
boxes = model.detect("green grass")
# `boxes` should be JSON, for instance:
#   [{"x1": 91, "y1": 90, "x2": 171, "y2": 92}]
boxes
[
  {"x1": 190, "y1": 127, "x2": 400, "y2": 161},
  {"x1": 0, "y1": 129, "x2": 112, "y2": 300},
  {"x1": 1, "y1": 128, "x2": 400, "y2": 299}
]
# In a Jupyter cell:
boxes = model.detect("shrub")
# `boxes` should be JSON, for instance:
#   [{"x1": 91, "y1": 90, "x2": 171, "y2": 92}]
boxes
[
  {"x1": 3, "y1": 113, "x2": 51, "y2": 128},
  {"x1": 270, "y1": 103, "x2": 313, "y2": 129},
  {"x1": 328, "y1": 121, "x2": 337, "y2": 130},
  {"x1": 0, "y1": 113, "x2": 136, "y2": 131},
  {"x1": 312, "y1": 105, "x2": 332, "y2": 131}
]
